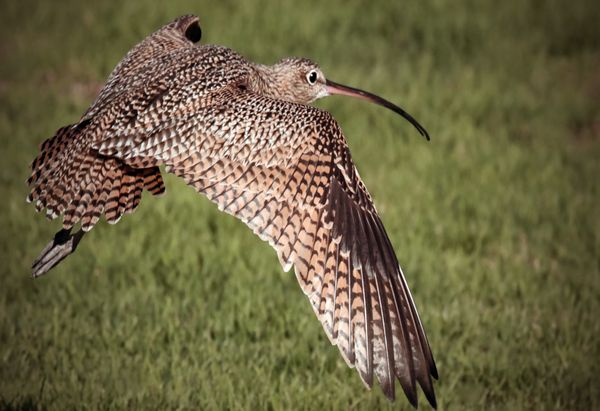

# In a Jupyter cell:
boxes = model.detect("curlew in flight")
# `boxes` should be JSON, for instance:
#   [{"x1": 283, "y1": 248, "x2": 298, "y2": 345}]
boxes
[{"x1": 27, "y1": 15, "x2": 438, "y2": 408}]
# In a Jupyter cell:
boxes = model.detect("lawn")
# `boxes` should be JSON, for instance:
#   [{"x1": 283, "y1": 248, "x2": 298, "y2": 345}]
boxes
[{"x1": 1, "y1": 0, "x2": 599, "y2": 410}]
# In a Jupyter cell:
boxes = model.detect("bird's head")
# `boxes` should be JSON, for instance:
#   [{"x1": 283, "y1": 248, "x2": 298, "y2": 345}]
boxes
[
  {"x1": 253, "y1": 57, "x2": 430, "y2": 140},
  {"x1": 258, "y1": 58, "x2": 329, "y2": 104}
]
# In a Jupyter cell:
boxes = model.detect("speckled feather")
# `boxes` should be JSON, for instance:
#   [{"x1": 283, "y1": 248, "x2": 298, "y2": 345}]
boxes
[{"x1": 27, "y1": 15, "x2": 437, "y2": 408}]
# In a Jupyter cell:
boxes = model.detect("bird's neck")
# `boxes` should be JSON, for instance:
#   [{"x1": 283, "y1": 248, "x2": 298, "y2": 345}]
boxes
[{"x1": 248, "y1": 63, "x2": 293, "y2": 102}]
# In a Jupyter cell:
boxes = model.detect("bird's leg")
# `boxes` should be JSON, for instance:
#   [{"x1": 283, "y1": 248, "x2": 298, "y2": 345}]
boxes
[{"x1": 31, "y1": 228, "x2": 86, "y2": 278}]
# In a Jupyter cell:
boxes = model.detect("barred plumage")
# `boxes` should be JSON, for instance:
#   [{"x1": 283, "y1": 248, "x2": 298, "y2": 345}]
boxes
[{"x1": 27, "y1": 15, "x2": 437, "y2": 408}]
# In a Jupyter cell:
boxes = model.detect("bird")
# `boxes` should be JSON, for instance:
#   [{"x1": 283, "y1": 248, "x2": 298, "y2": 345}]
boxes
[{"x1": 27, "y1": 15, "x2": 438, "y2": 408}]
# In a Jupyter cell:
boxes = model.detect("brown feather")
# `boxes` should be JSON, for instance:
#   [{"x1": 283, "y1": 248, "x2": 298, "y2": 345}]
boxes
[{"x1": 27, "y1": 15, "x2": 436, "y2": 407}]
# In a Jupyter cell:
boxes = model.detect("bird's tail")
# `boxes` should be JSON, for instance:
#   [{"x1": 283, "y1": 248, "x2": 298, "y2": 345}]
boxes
[
  {"x1": 27, "y1": 122, "x2": 166, "y2": 231},
  {"x1": 27, "y1": 123, "x2": 165, "y2": 231},
  {"x1": 27, "y1": 121, "x2": 166, "y2": 276}
]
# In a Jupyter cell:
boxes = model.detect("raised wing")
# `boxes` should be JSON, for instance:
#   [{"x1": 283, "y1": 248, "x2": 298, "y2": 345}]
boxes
[
  {"x1": 84, "y1": 14, "x2": 202, "y2": 119},
  {"x1": 97, "y1": 90, "x2": 438, "y2": 407},
  {"x1": 28, "y1": 15, "x2": 203, "y2": 277}
]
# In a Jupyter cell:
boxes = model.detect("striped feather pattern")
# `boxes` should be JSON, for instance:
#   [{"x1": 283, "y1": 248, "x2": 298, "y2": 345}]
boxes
[
  {"x1": 27, "y1": 15, "x2": 437, "y2": 407},
  {"x1": 27, "y1": 14, "x2": 201, "y2": 231},
  {"x1": 27, "y1": 125, "x2": 165, "y2": 231},
  {"x1": 98, "y1": 88, "x2": 437, "y2": 406}
]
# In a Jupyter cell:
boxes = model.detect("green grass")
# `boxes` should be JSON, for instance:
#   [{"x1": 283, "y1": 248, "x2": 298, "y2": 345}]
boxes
[{"x1": 1, "y1": 0, "x2": 599, "y2": 409}]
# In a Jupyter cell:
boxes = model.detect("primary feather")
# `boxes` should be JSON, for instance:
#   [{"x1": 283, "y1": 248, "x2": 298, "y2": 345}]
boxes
[{"x1": 27, "y1": 15, "x2": 437, "y2": 408}]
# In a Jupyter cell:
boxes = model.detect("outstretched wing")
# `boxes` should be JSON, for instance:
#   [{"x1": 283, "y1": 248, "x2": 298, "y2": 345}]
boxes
[{"x1": 97, "y1": 89, "x2": 438, "y2": 407}]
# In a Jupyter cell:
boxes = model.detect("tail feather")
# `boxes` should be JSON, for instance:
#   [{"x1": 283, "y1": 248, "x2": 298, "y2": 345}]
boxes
[
  {"x1": 28, "y1": 122, "x2": 166, "y2": 233},
  {"x1": 28, "y1": 125, "x2": 75, "y2": 186},
  {"x1": 143, "y1": 167, "x2": 166, "y2": 195},
  {"x1": 104, "y1": 164, "x2": 124, "y2": 224}
]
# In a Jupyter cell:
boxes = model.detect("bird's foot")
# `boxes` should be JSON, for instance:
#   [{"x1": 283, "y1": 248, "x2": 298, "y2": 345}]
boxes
[{"x1": 32, "y1": 228, "x2": 85, "y2": 278}]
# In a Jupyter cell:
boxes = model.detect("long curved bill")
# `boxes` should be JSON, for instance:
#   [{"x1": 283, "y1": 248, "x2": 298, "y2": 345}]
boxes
[{"x1": 325, "y1": 79, "x2": 430, "y2": 141}]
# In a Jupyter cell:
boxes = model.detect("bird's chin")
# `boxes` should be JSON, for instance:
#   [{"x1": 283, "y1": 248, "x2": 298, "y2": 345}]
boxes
[{"x1": 313, "y1": 88, "x2": 330, "y2": 102}]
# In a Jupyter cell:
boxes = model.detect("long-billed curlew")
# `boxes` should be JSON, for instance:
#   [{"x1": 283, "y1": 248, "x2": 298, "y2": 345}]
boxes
[{"x1": 27, "y1": 15, "x2": 437, "y2": 408}]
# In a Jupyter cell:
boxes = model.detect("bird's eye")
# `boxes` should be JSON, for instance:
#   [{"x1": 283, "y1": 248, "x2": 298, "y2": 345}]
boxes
[{"x1": 306, "y1": 70, "x2": 318, "y2": 85}]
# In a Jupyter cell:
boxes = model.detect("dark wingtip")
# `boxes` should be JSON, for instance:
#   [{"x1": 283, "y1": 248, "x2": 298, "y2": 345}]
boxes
[
  {"x1": 184, "y1": 20, "x2": 202, "y2": 43},
  {"x1": 422, "y1": 385, "x2": 438, "y2": 409},
  {"x1": 398, "y1": 381, "x2": 419, "y2": 408},
  {"x1": 405, "y1": 388, "x2": 419, "y2": 409},
  {"x1": 430, "y1": 361, "x2": 439, "y2": 380},
  {"x1": 173, "y1": 15, "x2": 201, "y2": 43},
  {"x1": 381, "y1": 378, "x2": 396, "y2": 402}
]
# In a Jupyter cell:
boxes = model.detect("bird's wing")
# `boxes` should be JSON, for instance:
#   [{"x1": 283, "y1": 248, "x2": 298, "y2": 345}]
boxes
[
  {"x1": 96, "y1": 90, "x2": 437, "y2": 407},
  {"x1": 84, "y1": 14, "x2": 203, "y2": 119}
]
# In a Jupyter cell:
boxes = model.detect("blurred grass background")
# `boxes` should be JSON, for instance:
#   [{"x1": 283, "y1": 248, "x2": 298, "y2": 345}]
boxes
[{"x1": 1, "y1": 0, "x2": 599, "y2": 409}]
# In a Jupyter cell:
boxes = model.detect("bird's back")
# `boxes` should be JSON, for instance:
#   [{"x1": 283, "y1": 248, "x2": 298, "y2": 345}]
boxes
[
  {"x1": 27, "y1": 17, "x2": 252, "y2": 233},
  {"x1": 27, "y1": 15, "x2": 437, "y2": 407}
]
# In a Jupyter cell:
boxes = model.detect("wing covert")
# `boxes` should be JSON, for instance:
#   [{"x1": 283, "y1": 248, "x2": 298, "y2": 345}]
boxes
[
  {"x1": 98, "y1": 91, "x2": 437, "y2": 406},
  {"x1": 28, "y1": 13, "x2": 437, "y2": 405},
  {"x1": 84, "y1": 15, "x2": 203, "y2": 119}
]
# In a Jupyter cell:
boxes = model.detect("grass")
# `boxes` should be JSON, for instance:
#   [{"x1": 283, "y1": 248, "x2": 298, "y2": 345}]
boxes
[{"x1": 1, "y1": 0, "x2": 599, "y2": 409}]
